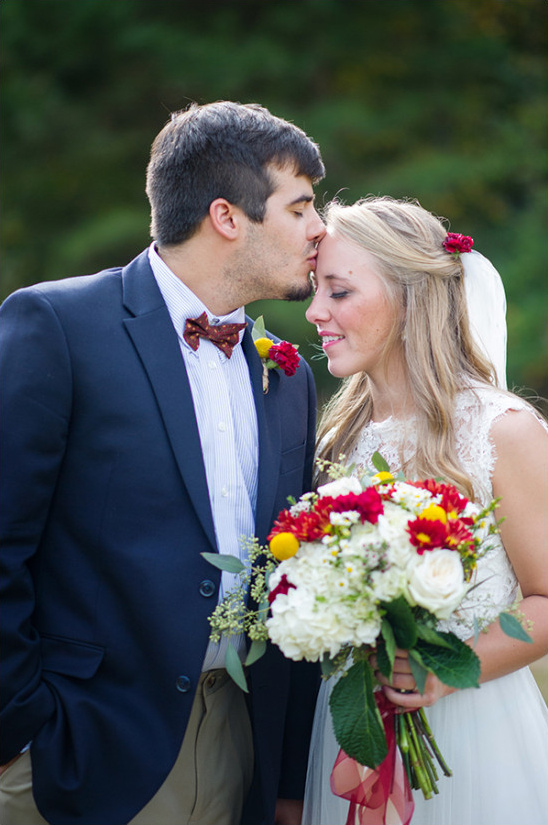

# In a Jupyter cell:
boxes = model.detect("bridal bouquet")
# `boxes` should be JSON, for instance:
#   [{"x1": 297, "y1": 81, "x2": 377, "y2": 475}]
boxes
[{"x1": 204, "y1": 454, "x2": 530, "y2": 813}]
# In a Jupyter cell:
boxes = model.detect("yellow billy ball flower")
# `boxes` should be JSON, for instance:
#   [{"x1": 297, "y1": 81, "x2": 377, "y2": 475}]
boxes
[
  {"x1": 270, "y1": 532, "x2": 299, "y2": 561},
  {"x1": 254, "y1": 337, "x2": 275, "y2": 359},
  {"x1": 372, "y1": 471, "x2": 394, "y2": 484},
  {"x1": 419, "y1": 504, "x2": 448, "y2": 524}
]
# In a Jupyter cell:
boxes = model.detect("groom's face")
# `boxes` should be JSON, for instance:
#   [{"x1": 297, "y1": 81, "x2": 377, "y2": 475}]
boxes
[{"x1": 237, "y1": 165, "x2": 326, "y2": 303}]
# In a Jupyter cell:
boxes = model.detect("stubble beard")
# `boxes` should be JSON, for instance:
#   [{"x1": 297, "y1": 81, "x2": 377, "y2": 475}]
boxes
[{"x1": 282, "y1": 277, "x2": 313, "y2": 302}]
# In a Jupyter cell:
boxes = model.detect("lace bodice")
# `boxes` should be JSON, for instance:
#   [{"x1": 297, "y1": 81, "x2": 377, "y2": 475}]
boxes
[{"x1": 347, "y1": 386, "x2": 545, "y2": 639}]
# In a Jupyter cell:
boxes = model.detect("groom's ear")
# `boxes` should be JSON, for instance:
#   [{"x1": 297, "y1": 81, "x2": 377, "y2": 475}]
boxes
[{"x1": 208, "y1": 199, "x2": 246, "y2": 241}]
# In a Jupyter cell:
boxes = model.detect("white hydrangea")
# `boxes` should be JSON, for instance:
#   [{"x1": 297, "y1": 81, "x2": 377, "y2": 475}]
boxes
[{"x1": 317, "y1": 476, "x2": 363, "y2": 498}]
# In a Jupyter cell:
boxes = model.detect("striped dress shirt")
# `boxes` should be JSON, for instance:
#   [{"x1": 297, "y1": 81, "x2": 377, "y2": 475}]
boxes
[{"x1": 148, "y1": 244, "x2": 258, "y2": 670}]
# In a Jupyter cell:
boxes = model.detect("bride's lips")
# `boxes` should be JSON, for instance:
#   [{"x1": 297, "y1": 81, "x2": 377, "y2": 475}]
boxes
[{"x1": 319, "y1": 331, "x2": 344, "y2": 349}]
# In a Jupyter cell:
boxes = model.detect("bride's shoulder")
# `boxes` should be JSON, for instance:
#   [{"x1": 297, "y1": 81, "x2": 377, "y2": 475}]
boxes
[{"x1": 454, "y1": 383, "x2": 544, "y2": 433}]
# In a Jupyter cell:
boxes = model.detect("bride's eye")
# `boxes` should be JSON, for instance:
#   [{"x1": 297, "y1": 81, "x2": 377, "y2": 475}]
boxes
[{"x1": 331, "y1": 290, "x2": 349, "y2": 299}]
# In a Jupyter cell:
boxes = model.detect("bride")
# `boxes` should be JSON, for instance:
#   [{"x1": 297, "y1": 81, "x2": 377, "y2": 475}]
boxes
[{"x1": 301, "y1": 196, "x2": 548, "y2": 825}]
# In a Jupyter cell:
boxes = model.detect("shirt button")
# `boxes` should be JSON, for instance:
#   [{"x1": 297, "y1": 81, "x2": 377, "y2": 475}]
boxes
[
  {"x1": 212, "y1": 317, "x2": 220, "y2": 324},
  {"x1": 199, "y1": 579, "x2": 216, "y2": 598},
  {"x1": 176, "y1": 675, "x2": 191, "y2": 693},
  {"x1": 217, "y1": 422, "x2": 226, "y2": 432},
  {"x1": 208, "y1": 360, "x2": 217, "y2": 370},
  {"x1": 221, "y1": 487, "x2": 229, "y2": 497}
]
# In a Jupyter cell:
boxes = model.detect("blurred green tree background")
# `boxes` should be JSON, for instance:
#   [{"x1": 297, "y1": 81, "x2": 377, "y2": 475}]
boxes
[{"x1": 1, "y1": 0, "x2": 546, "y2": 406}]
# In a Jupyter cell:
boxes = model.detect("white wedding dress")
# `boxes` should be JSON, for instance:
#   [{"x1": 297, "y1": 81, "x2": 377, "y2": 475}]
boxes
[{"x1": 302, "y1": 386, "x2": 548, "y2": 825}]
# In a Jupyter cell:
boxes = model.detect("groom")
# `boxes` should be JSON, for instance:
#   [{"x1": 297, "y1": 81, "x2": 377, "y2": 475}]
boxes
[{"x1": 0, "y1": 101, "x2": 325, "y2": 825}]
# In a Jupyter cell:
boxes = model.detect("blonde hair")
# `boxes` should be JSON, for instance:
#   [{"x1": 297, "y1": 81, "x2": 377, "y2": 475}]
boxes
[{"x1": 316, "y1": 196, "x2": 496, "y2": 498}]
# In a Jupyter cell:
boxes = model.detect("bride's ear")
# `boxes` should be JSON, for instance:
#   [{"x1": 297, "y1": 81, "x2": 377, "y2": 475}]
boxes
[{"x1": 208, "y1": 199, "x2": 245, "y2": 241}]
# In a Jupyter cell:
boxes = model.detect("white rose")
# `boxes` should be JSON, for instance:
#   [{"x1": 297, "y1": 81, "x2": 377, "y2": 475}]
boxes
[
  {"x1": 317, "y1": 476, "x2": 362, "y2": 498},
  {"x1": 406, "y1": 549, "x2": 469, "y2": 619}
]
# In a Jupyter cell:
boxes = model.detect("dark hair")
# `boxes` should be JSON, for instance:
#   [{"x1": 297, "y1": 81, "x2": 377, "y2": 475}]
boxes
[{"x1": 145, "y1": 101, "x2": 325, "y2": 246}]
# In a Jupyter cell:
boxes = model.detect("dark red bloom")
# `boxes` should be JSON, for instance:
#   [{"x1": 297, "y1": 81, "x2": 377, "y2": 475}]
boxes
[
  {"x1": 268, "y1": 506, "x2": 331, "y2": 542},
  {"x1": 319, "y1": 487, "x2": 384, "y2": 525},
  {"x1": 269, "y1": 341, "x2": 300, "y2": 376},
  {"x1": 442, "y1": 233, "x2": 474, "y2": 254},
  {"x1": 268, "y1": 574, "x2": 297, "y2": 604},
  {"x1": 407, "y1": 517, "x2": 448, "y2": 554}
]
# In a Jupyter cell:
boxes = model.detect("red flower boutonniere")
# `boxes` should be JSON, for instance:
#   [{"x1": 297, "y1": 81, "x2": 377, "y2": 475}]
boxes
[
  {"x1": 252, "y1": 316, "x2": 300, "y2": 393},
  {"x1": 443, "y1": 232, "x2": 474, "y2": 256}
]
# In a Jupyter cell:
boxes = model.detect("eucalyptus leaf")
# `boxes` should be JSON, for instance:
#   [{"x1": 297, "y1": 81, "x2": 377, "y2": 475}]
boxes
[
  {"x1": 201, "y1": 552, "x2": 246, "y2": 575},
  {"x1": 329, "y1": 660, "x2": 387, "y2": 768},
  {"x1": 415, "y1": 634, "x2": 480, "y2": 689},
  {"x1": 371, "y1": 451, "x2": 391, "y2": 473},
  {"x1": 473, "y1": 616, "x2": 481, "y2": 646},
  {"x1": 252, "y1": 315, "x2": 266, "y2": 341},
  {"x1": 225, "y1": 643, "x2": 249, "y2": 693},
  {"x1": 499, "y1": 612, "x2": 533, "y2": 643},
  {"x1": 245, "y1": 639, "x2": 267, "y2": 666},
  {"x1": 257, "y1": 596, "x2": 270, "y2": 623}
]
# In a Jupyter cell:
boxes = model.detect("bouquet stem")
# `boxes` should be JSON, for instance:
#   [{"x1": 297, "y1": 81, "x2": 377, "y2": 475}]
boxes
[{"x1": 397, "y1": 709, "x2": 451, "y2": 800}]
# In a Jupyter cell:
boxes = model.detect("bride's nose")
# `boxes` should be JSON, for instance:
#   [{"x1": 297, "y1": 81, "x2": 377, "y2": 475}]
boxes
[{"x1": 305, "y1": 292, "x2": 329, "y2": 325}]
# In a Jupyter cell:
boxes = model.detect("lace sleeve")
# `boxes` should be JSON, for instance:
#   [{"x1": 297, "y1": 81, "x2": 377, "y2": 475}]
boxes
[{"x1": 440, "y1": 387, "x2": 547, "y2": 639}]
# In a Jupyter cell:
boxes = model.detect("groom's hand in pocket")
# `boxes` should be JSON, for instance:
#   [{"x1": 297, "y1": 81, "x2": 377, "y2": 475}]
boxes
[{"x1": 274, "y1": 797, "x2": 303, "y2": 825}]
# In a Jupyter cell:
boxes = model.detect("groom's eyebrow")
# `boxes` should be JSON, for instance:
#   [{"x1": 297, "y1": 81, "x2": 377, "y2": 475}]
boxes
[{"x1": 288, "y1": 194, "x2": 315, "y2": 205}]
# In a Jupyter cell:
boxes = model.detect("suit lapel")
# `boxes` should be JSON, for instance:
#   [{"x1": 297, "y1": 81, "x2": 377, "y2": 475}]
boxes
[
  {"x1": 242, "y1": 325, "x2": 282, "y2": 542},
  {"x1": 121, "y1": 252, "x2": 217, "y2": 550}
]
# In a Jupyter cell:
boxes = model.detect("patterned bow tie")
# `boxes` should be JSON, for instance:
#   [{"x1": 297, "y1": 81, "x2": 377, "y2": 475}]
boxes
[{"x1": 183, "y1": 312, "x2": 247, "y2": 358}]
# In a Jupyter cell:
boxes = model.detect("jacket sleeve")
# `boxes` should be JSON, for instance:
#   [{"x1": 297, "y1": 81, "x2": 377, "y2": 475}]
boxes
[{"x1": 0, "y1": 289, "x2": 71, "y2": 761}]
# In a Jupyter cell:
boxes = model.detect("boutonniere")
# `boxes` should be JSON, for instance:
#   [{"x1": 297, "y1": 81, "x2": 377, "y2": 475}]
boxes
[{"x1": 252, "y1": 316, "x2": 300, "y2": 393}]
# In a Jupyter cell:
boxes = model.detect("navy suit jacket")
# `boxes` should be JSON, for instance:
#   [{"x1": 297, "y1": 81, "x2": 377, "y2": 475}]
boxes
[{"x1": 0, "y1": 250, "x2": 319, "y2": 825}]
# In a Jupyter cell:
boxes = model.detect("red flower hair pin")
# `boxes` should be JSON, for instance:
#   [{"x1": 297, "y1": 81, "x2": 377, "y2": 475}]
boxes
[
  {"x1": 252, "y1": 316, "x2": 300, "y2": 393},
  {"x1": 443, "y1": 232, "x2": 474, "y2": 256}
]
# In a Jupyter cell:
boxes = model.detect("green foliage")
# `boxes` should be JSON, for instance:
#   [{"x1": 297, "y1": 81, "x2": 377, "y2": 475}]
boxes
[
  {"x1": 499, "y1": 611, "x2": 533, "y2": 643},
  {"x1": 1, "y1": 0, "x2": 547, "y2": 403},
  {"x1": 329, "y1": 658, "x2": 387, "y2": 768},
  {"x1": 414, "y1": 634, "x2": 481, "y2": 689}
]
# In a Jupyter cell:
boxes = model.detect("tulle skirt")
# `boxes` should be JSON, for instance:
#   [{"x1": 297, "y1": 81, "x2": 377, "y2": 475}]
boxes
[{"x1": 302, "y1": 667, "x2": 548, "y2": 825}]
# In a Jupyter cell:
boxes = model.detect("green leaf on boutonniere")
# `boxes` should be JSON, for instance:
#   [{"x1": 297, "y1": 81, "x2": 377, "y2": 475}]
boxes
[
  {"x1": 329, "y1": 659, "x2": 387, "y2": 768},
  {"x1": 415, "y1": 633, "x2": 481, "y2": 689},
  {"x1": 499, "y1": 612, "x2": 533, "y2": 643},
  {"x1": 226, "y1": 642, "x2": 249, "y2": 692},
  {"x1": 251, "y1": 315, "x2": 266, "y2": 341},
  {"x1": 201, "y1": 552, "x2": 246, "y2": 574}
]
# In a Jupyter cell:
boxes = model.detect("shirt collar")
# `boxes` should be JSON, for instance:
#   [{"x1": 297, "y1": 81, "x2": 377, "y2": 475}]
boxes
[{"x1": 148, "y1": 243, "x2": 246, "y2": 351}]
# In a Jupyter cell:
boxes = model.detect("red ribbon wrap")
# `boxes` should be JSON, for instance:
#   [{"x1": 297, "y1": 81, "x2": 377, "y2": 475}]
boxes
[{"x1": 330, "y1": 693, "x2": 414, "y2": 825}]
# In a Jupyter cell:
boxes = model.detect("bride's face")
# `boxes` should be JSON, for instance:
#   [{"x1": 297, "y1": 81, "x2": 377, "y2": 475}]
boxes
[{"x1": 306, "y1": 233, "x2": 402, "y2": 379}]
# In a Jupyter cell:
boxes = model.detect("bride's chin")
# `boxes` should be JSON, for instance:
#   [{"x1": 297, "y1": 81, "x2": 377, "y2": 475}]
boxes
[{"x1": 327, "y1": 361, "x2": 351, "y2": 379}]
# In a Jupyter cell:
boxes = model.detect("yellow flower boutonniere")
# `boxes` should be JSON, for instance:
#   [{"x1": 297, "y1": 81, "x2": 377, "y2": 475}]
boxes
[{"x1": 252, "y1": 316, "x2": 300, "y2": 393}]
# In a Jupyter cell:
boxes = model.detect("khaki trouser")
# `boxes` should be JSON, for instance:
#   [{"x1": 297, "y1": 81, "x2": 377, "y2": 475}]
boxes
[{"x1": 0, "y1": 669, "x2": 254, "y2": 825}]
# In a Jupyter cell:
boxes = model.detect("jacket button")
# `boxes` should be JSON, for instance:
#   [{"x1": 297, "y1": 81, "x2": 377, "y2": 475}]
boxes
[
  {"x1": 199, "y1": 579, "x2": 216, "y2": 598},
  {"x1": 176, "y1": 675, "x2": 191, "y2": 693}
]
